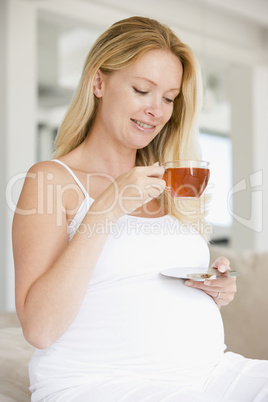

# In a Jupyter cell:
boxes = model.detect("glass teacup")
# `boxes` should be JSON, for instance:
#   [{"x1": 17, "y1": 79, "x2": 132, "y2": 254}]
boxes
[{"x1": 161, "y1": 160, "x2": 210, "y2": 198}]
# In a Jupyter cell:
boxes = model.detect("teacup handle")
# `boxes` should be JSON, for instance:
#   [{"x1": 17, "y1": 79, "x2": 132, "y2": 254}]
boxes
[{"x1": 162, "y1": 166, "x2": 171, "y2": 191}]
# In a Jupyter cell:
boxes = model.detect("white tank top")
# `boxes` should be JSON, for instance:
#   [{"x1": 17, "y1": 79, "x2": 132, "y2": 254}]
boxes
[{"x1": 29, "y1": 160, "x2": 225, "y2": 400}]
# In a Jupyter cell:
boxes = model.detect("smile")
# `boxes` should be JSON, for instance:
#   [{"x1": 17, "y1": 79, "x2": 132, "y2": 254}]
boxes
[{"x1": 131, "y1": 119, "x2": 155, "y2": 129}]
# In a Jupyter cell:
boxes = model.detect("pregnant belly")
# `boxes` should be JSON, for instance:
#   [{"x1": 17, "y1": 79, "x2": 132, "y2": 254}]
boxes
[{"x1": 59, "y1": 274, "x2": 225, "y2": 383}]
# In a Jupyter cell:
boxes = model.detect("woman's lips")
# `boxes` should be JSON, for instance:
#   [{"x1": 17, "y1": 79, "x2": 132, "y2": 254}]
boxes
[{"x1": 131, "y1": 118, "x2": 155, "y2": 129}]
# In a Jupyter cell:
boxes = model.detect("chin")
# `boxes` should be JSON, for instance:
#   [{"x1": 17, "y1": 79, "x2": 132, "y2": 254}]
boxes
[
  {"x1": 134, "y1": 142, "x2": 151, "y2": 150},
  {"x1": 133, "y1": 137, "x2": 156, "y2": 150}
]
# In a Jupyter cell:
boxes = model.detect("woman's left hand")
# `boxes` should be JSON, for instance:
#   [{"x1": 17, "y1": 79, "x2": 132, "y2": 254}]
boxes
[{"x1": 185, "y1": 256, "x2": 237, "y2": 307}]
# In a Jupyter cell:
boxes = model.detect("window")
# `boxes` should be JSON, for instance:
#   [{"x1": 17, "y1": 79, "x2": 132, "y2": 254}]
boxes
[{"x1": 200, "y1": 132, "x2": 233, "y2": 240}]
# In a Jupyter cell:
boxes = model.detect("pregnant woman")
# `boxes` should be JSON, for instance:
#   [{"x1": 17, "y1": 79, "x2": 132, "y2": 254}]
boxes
[{"x1": 13, "y1": 16, "x2": 268, "y2": 401}]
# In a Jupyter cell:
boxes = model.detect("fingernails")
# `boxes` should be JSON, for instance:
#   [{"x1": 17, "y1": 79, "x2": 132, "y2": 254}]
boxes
[
  {"x1": 218, "y1": 264, "x2": 226, "y2": 273},
  {"x1": 204, "y1": 280, "x2": 211, "y2": 285},
  {"x1": 185, "y1": 281, "x2": 193, "y2": 286}
]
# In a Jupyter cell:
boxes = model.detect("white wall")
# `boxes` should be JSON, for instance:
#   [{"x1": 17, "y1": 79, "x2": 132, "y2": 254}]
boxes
[
  {"x1": 0, "y1": 0, "x2": 37, "y2": 311},
  {"x1": 229, "y1": 65, "x2": 268, "y2": 251},
  {"x1": 1, "y1": 0, "x2": 268, "y2": 311}
]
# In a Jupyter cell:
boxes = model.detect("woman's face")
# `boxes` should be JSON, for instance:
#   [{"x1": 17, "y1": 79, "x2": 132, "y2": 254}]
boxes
[{"x1": 95, "y1": 49, "x2": 183, "y2": 151}]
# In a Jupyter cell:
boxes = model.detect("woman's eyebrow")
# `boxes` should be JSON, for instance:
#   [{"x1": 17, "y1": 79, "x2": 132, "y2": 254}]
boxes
[{"x1": 133, "y1": 76, "x2": 180, "y2": 91}]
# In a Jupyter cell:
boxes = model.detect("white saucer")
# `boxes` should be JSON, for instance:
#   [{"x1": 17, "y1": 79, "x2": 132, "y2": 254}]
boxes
[{"x1": 160, "y1": 267, "x2": 240, "y2": 281}]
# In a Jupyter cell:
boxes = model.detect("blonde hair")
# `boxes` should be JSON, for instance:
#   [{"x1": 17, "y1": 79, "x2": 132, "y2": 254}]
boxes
[{"x1": 54, "y1": 16, "x2": 210, "y2": 238}]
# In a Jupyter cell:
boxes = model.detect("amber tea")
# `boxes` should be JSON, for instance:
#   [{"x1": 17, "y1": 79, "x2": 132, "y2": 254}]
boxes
[{"x1": 162, "y1": 161, "x2": 210, "y2": 198}]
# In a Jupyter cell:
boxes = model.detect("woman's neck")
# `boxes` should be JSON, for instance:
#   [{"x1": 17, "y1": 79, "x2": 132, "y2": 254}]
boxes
[{"x1": 79, "y1": 130, "x2": 137, "y2": 178}]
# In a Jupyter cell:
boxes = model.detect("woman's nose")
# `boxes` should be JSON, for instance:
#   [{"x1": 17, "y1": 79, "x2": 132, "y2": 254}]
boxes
[{"x1": 145, "y1": 98, "x2": 163, "y2": 119}]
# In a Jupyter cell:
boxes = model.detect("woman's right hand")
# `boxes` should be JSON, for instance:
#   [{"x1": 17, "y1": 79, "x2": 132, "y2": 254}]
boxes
[{"x1": 91, "y1": 164, "x2": 166, "y2": 219}]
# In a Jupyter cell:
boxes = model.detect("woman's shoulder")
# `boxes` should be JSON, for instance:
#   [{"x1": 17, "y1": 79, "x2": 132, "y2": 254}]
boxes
[
  {"x1": 18, "y1": 159, "x2": 86, "y2": 223},
  {"x1": 27, "y1": 159, "x2": 63, "y2": 173},
  {"x1": 26, "y1": 159, "x2": 72, "y2": 185}
]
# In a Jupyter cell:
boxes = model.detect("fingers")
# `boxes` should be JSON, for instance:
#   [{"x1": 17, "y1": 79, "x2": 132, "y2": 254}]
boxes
[
  {"x1": 139, "y1": 164, "x2": 165, "y2": 179},
  {"x1": 204, "y1": 277, "x2": 237, "y2": 305},
  {"x1": 213, "y1": 288, "x2": 236, "y2": 307},
  {"x1": 129, "y1": 165, "x2": 166, "y2": 200},
  {"x1": 207, "y1": 288, "x2": 235, "y2": 307},
  {"x1": 145, "y1": 164, "x2": 166, "y2": 198},
  {"x1": 211, "y1": 256, "x2": 230, "y2": 274},
  {"x1": 141, "y1": 164, "x2": 166, "y2": 199},
  {"x1": 185, "y1": 277, "x2": 235, "y2": 292},
  {"x1": 145, "y1": 179, "x2": 166, "y2": 198},
  {"x1": 111, "y1": 165, "x2": 166, "y2": 215},
  {"x1": 185, "y1": 276, "x2": 237, "y2": 307}
]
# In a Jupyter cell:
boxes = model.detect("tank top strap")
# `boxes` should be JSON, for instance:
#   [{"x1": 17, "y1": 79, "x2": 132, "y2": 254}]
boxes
[{"x1": 51, "y1": 159, "x2": 91, "y2": 200}]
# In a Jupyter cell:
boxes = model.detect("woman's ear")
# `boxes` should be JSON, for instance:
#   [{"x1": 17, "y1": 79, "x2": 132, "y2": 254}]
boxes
[{"x1": 93, "y1": 69, "x2": 105, "y2": 98}]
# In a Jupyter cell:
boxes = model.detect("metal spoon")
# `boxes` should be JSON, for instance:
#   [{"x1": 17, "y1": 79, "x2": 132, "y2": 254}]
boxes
[{"x1": 186, "y1": 267, "x2": 240, "y2": 281}]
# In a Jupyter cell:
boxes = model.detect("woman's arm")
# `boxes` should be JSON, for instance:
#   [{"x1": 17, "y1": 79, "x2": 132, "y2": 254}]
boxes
[{"x1": 13, "y1": 162, "x2": 165, "y2": 349}]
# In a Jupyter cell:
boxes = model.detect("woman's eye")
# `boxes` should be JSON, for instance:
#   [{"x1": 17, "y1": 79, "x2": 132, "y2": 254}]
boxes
[
  {"x1": 164, "y1": 97, "x2": 174, "y2": 104},
  {"x1": 133, "y1": 87, "x2": 148, "y2": 95}
]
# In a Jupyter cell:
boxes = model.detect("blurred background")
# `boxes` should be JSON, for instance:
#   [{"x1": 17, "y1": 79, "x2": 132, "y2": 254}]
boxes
[{"x1": 1, "y1": 0, "x2": 268, "y2": 311}]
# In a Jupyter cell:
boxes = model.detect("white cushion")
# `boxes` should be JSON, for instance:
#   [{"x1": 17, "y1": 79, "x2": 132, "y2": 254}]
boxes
[{"x1": 0, "y1": 327, "x2": 34, "y2": 402}]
